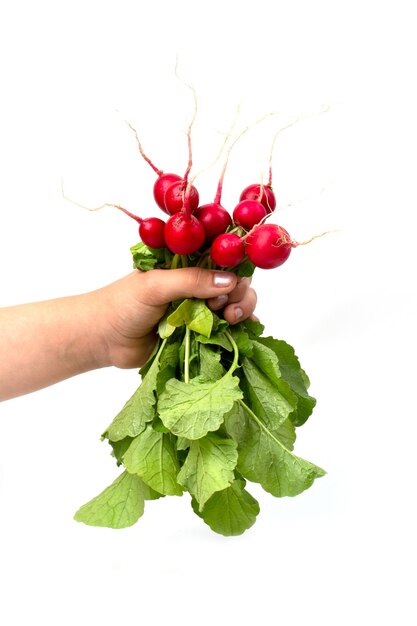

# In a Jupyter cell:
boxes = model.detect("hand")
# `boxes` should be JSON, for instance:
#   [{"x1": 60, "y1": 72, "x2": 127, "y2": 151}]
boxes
[{"x1": 95, "y1": 268, "x2": 257, "y2": 369}]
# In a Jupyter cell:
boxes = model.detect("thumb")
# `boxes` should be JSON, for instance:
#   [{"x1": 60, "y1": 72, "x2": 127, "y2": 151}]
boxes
[{"x1": 137, "y1": 267, "x2": 238, "y2": 306}]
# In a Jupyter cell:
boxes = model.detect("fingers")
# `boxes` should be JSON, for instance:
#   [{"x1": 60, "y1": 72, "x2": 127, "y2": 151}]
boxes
[
  {"x1": 207, "y1": 277, "x2": 257, "y2": 325},
  {"x1": 224, "y1": 283, "x2": 257, "y2": 324},
  {"x1": 129, "y1": 268, "x2": 257, "y2": 324},
  {"x1": 138, "y1": 268, "x2": 238, "y2": 306}
]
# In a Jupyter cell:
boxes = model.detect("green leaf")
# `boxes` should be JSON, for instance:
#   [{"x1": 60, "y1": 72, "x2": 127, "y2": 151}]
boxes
[
  {"x1": 106, "y1": 342, "x2": 164, "y2": 442},
  {"x1": 192, "y1": 478, "x2": 260, "y2": 536},
  {"x1": 255, "y1": 336, "x2": 316, "y2": 426},
  {"x1": 233, "y1": 258, "x2": 256, "y2": 277},
  {"x1": 158, "y1": 374, "x2": 243, "y2": 439},
  {"x1": 177, "y1": 433, "x2": 238, "y2": 510},
  {"x1": 123, "y1": 425, "x2": 182, "y2": 496},
  {"x1": 130, "y1": 242, "x2": 173, "y2": 271},
  {"x1": 158, "y1": 313, "x2": 177, "y2": 339},
  {"x1": 198, "y1": 343, "x2": 225, "y2": 381},
  {"x1": 108, "y1": 436, "x2": 134, "y2": 466},
  {"x1": 176, "y1": 436, "x2": 191, "y2": 451},
  {"x1": 211, "y1": 313, "x2": 229, "y2": 333},
  {"x1": 242, "y1": 357, "x2": 296, "y2": 430},
  {"x1": 242, "y1": 318, "x2": 265, "y2": 337},
  {"x1": 151, "y1": 418, "x2": 169, "y2": 433},
  {"x1": 230, "y1": 324, "x2": 253, "y2": 357},
  {"x1": 224, "y1": 401, "x2": 250, "y2": 443},
  {"x1": 167, "y1": 299, "x2": 213, "y2": 337},
  {"x1": 225, "y1": 392, "x2": 295, "y2": 457},
  {"x1": 138, "y1": 340, "x2": 161, "y2": 379},
  {"x1": 247, "y1": 342, "x2": 299, "y2": 418},
  {"x1": 74, "y1": 471, "x2": 147, "y2": 528},
  {"x1": 195, "y1": 331, "x2": 233, "y2": 352},
  {"x1": 156, "y1": 337, "x2": 181, "y2": 396},
  {"x1": 237, "y1": 402, "x2": 326, "y2": 497}
]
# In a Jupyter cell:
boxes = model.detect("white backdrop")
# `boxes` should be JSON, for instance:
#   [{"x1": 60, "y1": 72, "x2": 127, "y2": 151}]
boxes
[{"x1": 1, "y1": 1, "x2": 416, "y2": 625}]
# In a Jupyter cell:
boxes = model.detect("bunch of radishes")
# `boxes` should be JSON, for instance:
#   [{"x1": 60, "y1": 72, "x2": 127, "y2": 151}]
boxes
[{"x1": 117, "y1": 136, "x2": 296, "y2": 272}]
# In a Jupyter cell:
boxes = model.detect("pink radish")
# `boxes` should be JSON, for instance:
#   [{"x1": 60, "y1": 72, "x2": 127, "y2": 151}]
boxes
[
  {"x1": 239, "y1": 184, "x2": 276, "y2": 214},
  {"x1": 108, "y1": 205, "x2": 167, "y2": 249},
  {"x1": 239, "y1": 117, "x2": 303, "y2": 215},
  {"x1": 164, "y1": 180, "x2": 200, "y2": 215},
  {"x1": 164, "y1": 213, "x2": 205, "y2": 255},
  {"x1": 126, "y1": 122, "x2": 198, "y2": 215},
  {"x1": 138, "y1": 217, "x2": 166, "y2": 249},
  {"x1": 233, "y1": 199, "x2": 267, "y2": 231},
  {"x1": 245, "y1": 224, "x2": 292, "y2": 269},
  {"x1": 210, "y1": 233, "x2": 245, "y2": 268},
  {"x1": 153, "y1": 173, "x2": 183, "y2": 212},
  {"x1": 194, "y1": 203, "x2": 232, "y2": 241}
]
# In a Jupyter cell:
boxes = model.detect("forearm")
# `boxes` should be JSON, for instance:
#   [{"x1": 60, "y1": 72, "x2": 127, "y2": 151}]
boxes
[
  {"x1": 0, "y1": 269, "x2": 257, "y2": 402},
  {"x1": 0, "y1": 292, "x2": 105, "y2": 401}
]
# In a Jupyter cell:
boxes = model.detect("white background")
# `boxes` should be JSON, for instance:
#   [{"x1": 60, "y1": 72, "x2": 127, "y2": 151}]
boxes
[{"x1": 0, "y1": 1, "x2": 416, "y2": 624}]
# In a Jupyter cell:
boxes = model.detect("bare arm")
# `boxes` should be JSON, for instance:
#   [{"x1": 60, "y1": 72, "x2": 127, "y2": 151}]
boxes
[{"x1": 0, "y1": 269, "x2": 256, "y2": 401}]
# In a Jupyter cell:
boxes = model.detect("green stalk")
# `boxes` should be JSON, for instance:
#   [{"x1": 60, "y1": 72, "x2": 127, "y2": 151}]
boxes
[
  {"x1": 224, "y1": 329, "x2": 240, "y2": 374},
  {"x1": 184, "y1": 326, "x2": 191, "y2": 383}
]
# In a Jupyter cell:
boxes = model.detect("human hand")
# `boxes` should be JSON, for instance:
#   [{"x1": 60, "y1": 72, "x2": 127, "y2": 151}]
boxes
[{"x1": 95, "y1": 268, "x2": 257, "y2": 369}]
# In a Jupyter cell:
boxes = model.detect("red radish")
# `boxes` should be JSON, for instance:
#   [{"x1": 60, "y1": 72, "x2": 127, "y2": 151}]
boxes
[
  {"x1": 164, "y1": 213, "x2": 205, "y2": 255},
  {"x1": 153, "y1": 173, "x2": 183, "y2": 212},
  {"x1": 139, "y1": 217, "x2": 166, "y2": 249},
  {"x1": 164, "y1": 180, "x2": 200, "y2": 215},
  {"x1": 194, "y1": 203, "x2": 232, "y2": 241},
  {"x1": 103, "y1": 205, "x2": 167, "y2": 249},
  {"x1": 239, "y1": 184, "x2": 276, "y2": 214},
  {"x1": 210, "y1": 233, "x2": 245, "y2": 268},
  {"x1": 233, "y1": 199, "x2": 267, "y2": 231},
  {"x1": 245, "y1": 223, "x2": 292, "y2": 269},
  {"x1": 239, "y1": 117, "x2": 303, "y2": 216}
]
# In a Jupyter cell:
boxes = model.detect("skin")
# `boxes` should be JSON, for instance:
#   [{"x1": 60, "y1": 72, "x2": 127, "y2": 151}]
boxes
[{"x1": 0, "y1": 268, "x2": 256, "y2": 401}]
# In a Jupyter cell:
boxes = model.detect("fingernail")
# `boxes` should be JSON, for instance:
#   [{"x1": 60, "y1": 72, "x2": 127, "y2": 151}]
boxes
[
  {"x1": 211, "y1": 294, "x2": 229, "y2": 309},
  {"x1": 234, "y1": 307, "x2": 243, "y2": 322},
  {"x1": 213, "y1": 272, "x2": 234, "y2": 287}
]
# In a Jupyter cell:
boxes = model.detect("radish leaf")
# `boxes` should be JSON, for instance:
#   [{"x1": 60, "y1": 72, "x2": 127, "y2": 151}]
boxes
[
  {"x1": 158, "y1": 374, "x2": 242, "y2": 439},
  {"x1": 191, "y1": 478, "x2": 260, "y2": 536},
  {"x1": 237, "y1": 401, "x2": 325, "y2": 497},
  {"x1": 123, "y1": 425, "x2": 182, "y2": 496},
  {"x1": 105, "y1": 340, "x2": 165, "y2": 441},
  {"x1": 74, "y1": 471, "x2": 151, "y2": 528},
  {"x1": 177, "y1": 433, "x2": 238, "y2": 509}
]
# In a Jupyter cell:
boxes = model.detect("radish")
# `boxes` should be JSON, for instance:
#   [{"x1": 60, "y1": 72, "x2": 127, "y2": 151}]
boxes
[
  {"x1": 164, "y1": 213, "x2": 205, "y2": 255},
  {"x1": 194, "y1": 203, "x2": 232, "y2": 241},
  {"x1": 239, "y1": 118, "x2": 304, "y2": 214},
  {"x1": 233, "y1": 199, "x2": 267, "y2": 231},
  {"x1": 164, "y1": 180, "x2": 200, "y2": 215},
  {"x1": 245, "y1": 223, "x2": 292, "y2": 269},
  {"x1": 153, "y1": 173, "x2": 183, "y2": 212},
  {"x1": 126, "y1": 122, "x2": 198, "y2": 215},
  {"x1": 239, "y1": 184, "x2": 276, "y2": 214},
  {"x1": 104, "y1": 205, "x2": 167, "y2": 249},
  {"x1": 210, "y1": 233, "x2": 245, "y2": 268},
  {"x1": 138, "y1": 217, "x2": 166, "y2": 249}
]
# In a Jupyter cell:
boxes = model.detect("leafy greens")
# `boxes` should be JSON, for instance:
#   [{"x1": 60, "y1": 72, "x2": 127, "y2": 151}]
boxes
[{"x1": 75, "y1": 265, "x2": 325, "y2": 535}]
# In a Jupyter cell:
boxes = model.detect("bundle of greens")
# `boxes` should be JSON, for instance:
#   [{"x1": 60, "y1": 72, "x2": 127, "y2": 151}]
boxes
[{"x1": 74, "y1": 243, "x2": 325, "y2": 536}]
